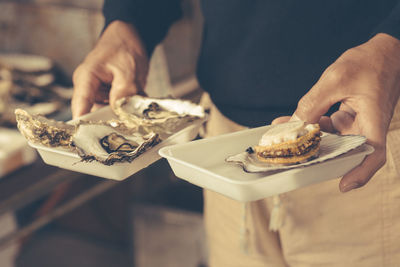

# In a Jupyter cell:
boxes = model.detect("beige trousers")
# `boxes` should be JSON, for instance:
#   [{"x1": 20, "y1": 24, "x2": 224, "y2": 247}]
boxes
[{"x1": 201, "y1": 93, "x2": 400, "y2": 267}]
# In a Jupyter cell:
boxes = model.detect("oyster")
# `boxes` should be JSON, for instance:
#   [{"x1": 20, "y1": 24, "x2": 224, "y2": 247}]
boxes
[
  {"x1": 15, "y1": 108, "x2": 75, "y2": 148},
  {"x1": 113, "y1": 95, "x2": 205, "y2": 137},
  {"x1": 72, "y1": 122, "x2": 160, "y2": 165},
  {"x1": 15, "y1": 109, "x2": 161, "y2": 165}
]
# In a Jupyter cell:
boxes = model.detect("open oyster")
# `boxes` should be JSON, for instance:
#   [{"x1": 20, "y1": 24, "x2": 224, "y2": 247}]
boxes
[
  {"x1": 113, "y1": 95, "x2": 205, "y2": 137},
  {"x1": 15, "y1": 108, "x2": 161, "y2": 165},
  {"x1": 72, "y1": 122, "x2": 160, "y2": 165},
  {"x1": 15, "y1": 108, "x2": 75, "y2": 148}
]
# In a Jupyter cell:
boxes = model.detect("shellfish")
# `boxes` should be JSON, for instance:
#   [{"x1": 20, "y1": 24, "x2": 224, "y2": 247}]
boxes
[
  {"x1": 15, "y1": 109, "x2": 161, "y2": 165},
  {"x1": 72, "y1": 122, "x2": 160, "y2": 165},
  {"x1": 113, "y1": 95, "x2": 205, "y2": 137},
  {"x1": 15, "y1": 108, "x2": 75, "y2": 148}
]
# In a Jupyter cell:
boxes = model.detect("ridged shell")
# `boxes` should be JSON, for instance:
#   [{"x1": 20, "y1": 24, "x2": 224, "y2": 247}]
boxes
[{"x1": 226, "y1": 133, "x2": 368, "y2": 172}]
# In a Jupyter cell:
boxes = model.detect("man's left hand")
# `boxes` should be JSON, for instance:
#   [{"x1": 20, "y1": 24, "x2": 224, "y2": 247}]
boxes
[{"x1": 276, "y1": 33, "x2": 400, "y2": 193}]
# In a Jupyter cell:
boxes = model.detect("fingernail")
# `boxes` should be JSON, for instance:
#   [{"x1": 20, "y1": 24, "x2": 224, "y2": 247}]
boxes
[{"x1": 341, "y1": 182, "x2": 361, "y2": 193}]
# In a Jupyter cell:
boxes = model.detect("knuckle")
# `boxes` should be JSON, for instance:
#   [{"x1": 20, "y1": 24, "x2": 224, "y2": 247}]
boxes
[
  {"x1": 115, "y1": 51, "x2": 137, "y2": 70},
  {"x1": 325, "y1": 65, "x2": 348, "y2": 84},
  {"x1": 72, "y1": 63, "x2": 91, "y2": 82}
]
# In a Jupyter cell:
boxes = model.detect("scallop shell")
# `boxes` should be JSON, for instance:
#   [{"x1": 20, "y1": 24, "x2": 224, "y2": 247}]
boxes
[
  {"x1": 226, "y1": 133, "x2": 368, "y2": 173},
  {"x1": 113, "y1": 95, "x2": 205, "y2": 137}
]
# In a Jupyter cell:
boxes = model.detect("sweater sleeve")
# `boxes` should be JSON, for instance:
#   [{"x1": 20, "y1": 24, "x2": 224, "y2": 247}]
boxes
[
  {"x1": 102, "y1": 0, "x2": 183, "y2": 55},
  {"x1": 374, "y1": 1, "x2": 400, "y2": 40}
]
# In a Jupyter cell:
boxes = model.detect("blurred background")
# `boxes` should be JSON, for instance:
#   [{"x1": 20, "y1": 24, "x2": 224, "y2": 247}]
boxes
[{"x1": 0, "y1": 0, "x2": 208, "y2": 266}]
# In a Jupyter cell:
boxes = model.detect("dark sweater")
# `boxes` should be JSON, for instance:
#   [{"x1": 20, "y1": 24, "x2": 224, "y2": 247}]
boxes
[{"x1": 103, "y1": 0, "x2": 400, "y2": 127}]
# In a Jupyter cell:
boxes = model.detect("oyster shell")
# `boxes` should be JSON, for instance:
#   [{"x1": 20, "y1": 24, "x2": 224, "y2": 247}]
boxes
[
  {"x1": 113, "y1": 95, "x2": 205, "y2": 137},
  {"x1": 72, "y1": 122, "x2": 160, "y2": 165},
  {"x1": 15, "y1": 109, "x2": 161, "y2": 165},
  {"x1": 15, "y1": 108, "x2": 75, "y2": 148}
]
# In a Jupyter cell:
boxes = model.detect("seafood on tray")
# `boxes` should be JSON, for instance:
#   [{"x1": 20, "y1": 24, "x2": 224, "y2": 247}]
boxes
[
  {"x1": 113, "y1": 95, "x2": 205, "y2": 138},
  {"x1": 15, "y1": 95, "x2": 206, "y2": 165}
]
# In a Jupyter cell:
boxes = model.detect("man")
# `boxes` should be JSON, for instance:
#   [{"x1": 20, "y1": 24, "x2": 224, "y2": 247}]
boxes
[{"x1": 72, "y1": 1, "x2": 400, "y2": 266}]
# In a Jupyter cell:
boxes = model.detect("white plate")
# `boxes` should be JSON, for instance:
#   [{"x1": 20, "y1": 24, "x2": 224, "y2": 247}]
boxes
[
  {"x1": 29, "y1": 106, "x2": 206, "y2": 181},
  {"x1": 159, "y1": 125, "x2": 374, "y2": 202}
]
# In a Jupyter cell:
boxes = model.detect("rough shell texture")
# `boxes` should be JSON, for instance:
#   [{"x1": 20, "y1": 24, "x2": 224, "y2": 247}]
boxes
[
  {"x1": 113, "y1": 95, "x2": 205, "y2": 137},
  {"x1": 15, "y1": 108, "x2": 75, "y2": 148},
  {"x1": 72, "y1": 122, "x2": 161, "y2": 165},
  {"x1": 15, "y1": 109, "x2": 161, "y2": 165}
]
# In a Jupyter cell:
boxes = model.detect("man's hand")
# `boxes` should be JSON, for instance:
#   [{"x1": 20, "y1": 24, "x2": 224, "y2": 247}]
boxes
[
  {"x1": 292, "y1": 33, "x2": 400, "y2": 192},
  {"x1": 71, "y1": 21, "x2": 149, "y2": 119}
]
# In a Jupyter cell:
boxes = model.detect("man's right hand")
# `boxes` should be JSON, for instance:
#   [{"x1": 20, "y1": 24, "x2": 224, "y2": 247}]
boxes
[{"x1": 71, "y1": 20, "x2": 149, "y2": 119}]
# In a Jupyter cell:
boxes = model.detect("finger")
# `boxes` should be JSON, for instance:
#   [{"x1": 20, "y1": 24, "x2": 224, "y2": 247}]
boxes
[
  {"x1": 318, "y1": 116, "x2": 335, "y2": 133},
  {"x1": 356, "y1": 101, "x2": 387, "y2": 144},
  {"x1": 339, "y1": 102, "x2": 356, "y2": 117},
  {"x1": 72, "y1": 69, "x2": 101, "y2": 119},
  {"x1": 108, "y1": 65, "x2": 141, "y2": 109},
  {"x1": 330, "y1": 110, "x2": 357, "y2": 135},
  {"x1": 337, "y1": 100, "x2": 386, "y2": 192},
  {"x1": 293, "y1": 79, "x2": 342, "y2": 124},
  {"x1": 271, "y1": 116, "x2": 291, "y2": 125},
  {"x1": 273, "y1": 115, "x2": 334, "y2": 132},
  {"x1": 339, "y1": 146, "x2": 386, "y2": 192}
]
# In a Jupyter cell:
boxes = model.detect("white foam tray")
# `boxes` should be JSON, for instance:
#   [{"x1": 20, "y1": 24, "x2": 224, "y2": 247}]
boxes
[
  {"x1": 159, "y1": 125, "x2": 374, "y2": 202},
  {"x1": 29, "y1": 106, "x2": 206, "y2": 181}
]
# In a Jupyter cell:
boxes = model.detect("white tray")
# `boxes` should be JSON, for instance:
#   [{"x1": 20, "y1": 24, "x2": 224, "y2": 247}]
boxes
[
  {"x1": 29, "y1": 106, "x2": 206, "y2": 181},
  {"x1": 159, "y1": 125, "x2": 374, "y2": 202}
]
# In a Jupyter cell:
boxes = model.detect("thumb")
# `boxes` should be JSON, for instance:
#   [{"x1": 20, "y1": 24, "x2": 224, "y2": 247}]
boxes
[
  {"x1": 108, "y1": 66, "x2": 142, "y2": 110},
  {"x1": 293, "y1": 83, "x2": 340, "y2": 123}
]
